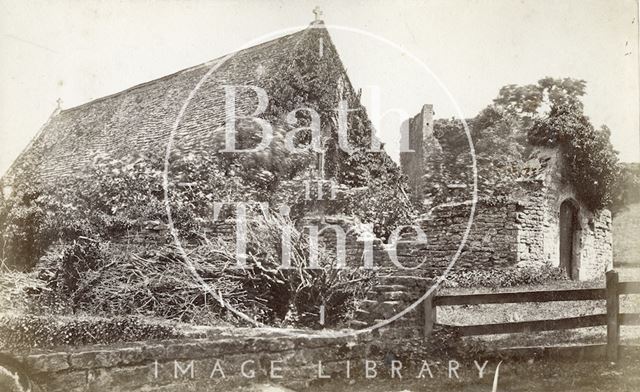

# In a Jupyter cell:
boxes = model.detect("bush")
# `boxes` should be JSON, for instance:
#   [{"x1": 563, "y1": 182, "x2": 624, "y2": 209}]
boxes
[
  {"x1": 196, "y1": 210, "x2": 375, "y2": 327},
  {"x1": 0, "y1": 155, "x2": 164, "y2": 270},
  {"x1": 0, "y1": 272, "x2": 47, "y2": 315},
  {"x1": 343, "y1": 180, "x2": 416, "y2": 241},
  {"x1": 443, "y1": 265, "x2": 568, "y2": 288},
  {"x1": 0, "y1": 314, "x2": 183, "y2": 350}
]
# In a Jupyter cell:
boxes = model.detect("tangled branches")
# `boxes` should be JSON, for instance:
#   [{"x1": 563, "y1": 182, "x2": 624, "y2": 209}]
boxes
[{"x1": 30, "y1": 210, "x2": 373, "y2": 328}]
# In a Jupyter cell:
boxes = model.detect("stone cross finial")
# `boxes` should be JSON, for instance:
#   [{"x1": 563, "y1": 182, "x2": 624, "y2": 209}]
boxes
[
  {"x1": 56, "y1": 97, "x2": 63, "y2": 110},
  {"x1": 313, "y1": 6, "x2": 323, "y2": 22}
]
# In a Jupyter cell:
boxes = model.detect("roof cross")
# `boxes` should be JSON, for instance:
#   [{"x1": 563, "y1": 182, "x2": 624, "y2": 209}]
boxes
[{"x1": 313, "y1": 6, "x2": 323, "y2": 22}]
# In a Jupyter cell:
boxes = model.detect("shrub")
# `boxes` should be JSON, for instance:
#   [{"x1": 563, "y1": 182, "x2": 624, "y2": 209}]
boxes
[
  {"x1": 343, "y1": 180, "x2": 416, "y2": 241},
  {"x1": 0, "y1": 314, "x2": 183, "y2": 350},
  {"x1": 443, "y1": 265, "x2": 568, "y2": 288},
  {"x1": 200, "y1": 210, "x2": 375, "y2": 327},
  {"x1": 0, "y1": 272, "x2": 46, "y2": 315}
]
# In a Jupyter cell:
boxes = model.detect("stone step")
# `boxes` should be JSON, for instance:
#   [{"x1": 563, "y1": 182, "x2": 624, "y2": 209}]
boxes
[
  {"x1": 371, "y1": 284, "x2": 407, "y2": 292},
  {"x1": 375, "y1": 326, "x2": 423, "y2": 339},
  {"x1": 354, "y1": 309, "x2": 371, "y2": 319},
  {"x1": 346, "y1": 320, "x2": 369, "y2": 329},
  {"x1": 359, "y1": 299, "x2": 378, "y2": 308},
  {"x1": 373, "y1": 315, "x2": 419, "y2": 326},
  {"x1": 358, "y1": 300, "x2": 403, "y2": 319},
  {"x1": 378, "y1": 275, "x2": 432, "y2": 288},
  {"x1": 378, "y1": 291, "x2": 413, "y2": 301},
  {"x1": 359, "y1": 299, "x2": 402, "y2": 309}
]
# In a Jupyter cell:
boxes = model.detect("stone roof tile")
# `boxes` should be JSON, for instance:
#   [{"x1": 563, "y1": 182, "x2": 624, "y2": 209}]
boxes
[{"x1": 4, "y1": 26, "x2": 319, "y2": 185}]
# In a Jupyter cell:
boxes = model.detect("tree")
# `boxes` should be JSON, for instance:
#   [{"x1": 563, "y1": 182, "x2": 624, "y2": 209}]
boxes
[
  {"x1": 494, "y1": 77, "x2": 586, "y2": 117},
  {"x1": 433, "y1": 77, "x2": 619, "y2": 210}
]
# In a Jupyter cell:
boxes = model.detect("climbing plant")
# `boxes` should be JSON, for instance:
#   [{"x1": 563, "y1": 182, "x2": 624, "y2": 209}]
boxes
[{"x1": 528, "y1": 104, "x2": 621, "y2": 210}]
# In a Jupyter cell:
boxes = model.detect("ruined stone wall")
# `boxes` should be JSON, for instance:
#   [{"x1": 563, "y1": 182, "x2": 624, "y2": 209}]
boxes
[
  {"x1": 413, "y1": 189, "x2": 611, "y2": 281},
  {"x1": 306, "y1": 201, "x2": 520, "y2": 276},
  {"x1": 513, "y1": 184, "x2": 547, "y2": 266},
  {"x1": 577, "y1": 209, "x2": 612, "y2": 280},
  {"x1": 13, "y1": 332, "x2": 378, "y2": 391},
  {"x1": 398, "y1": 143, "x2": 611, "y2": 281},
  {"x1": 309, "y1": 205, "x2": 519, "y2": 331},
  {"x1": 412, "y1": 200, "x2": 519, "y2": 274},
  {"x1": 118, "y1": 174, "x2": 611, "y2": 283},
  {"x1": 399, "y1": 104, "x2": 442, "y2": 205},
  {"x1": 397, "y1": 104, "x2": 613, "y2": 283},
  {"x1": 531, "y1": 148, "x2": 612, "y2": 280}
]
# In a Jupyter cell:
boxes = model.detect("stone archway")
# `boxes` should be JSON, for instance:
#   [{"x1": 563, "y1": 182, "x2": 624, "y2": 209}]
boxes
[{"x1": 559, "y1": 199, "x2": 580, "y2": 279}]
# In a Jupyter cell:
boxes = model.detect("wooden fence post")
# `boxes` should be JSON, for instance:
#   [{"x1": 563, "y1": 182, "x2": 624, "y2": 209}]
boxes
[
  {"x1": 423, "y1": 292, "x2": 436, "y2": 337},
  {"x1": 606, "y1": 270, "x2": 620, "y2": 362}
]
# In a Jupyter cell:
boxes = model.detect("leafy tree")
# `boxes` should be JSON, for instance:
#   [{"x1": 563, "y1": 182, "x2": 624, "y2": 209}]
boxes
[
  {"x1": 538, "y1": 77, "x2": 587, "y2": 110},
  {"x1": 433, "y1": 77, "x2": 621, "y2": 211},
  {"x1": 494, "y1": 77, "x2": 587, "y2": 121}
]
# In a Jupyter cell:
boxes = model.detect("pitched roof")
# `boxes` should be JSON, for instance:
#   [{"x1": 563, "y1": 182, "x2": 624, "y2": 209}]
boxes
[{"x1": 4, "y1": 23, "x2": 343, "y2": 185}]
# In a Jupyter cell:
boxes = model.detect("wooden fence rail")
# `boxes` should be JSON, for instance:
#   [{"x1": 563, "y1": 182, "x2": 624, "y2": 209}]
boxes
[
  {"x1": 425, "y1": 270, "x2": 639, "y2": 361},
  {"x1": 435, "y1": 288, "x2": 607, "y2": 306}
]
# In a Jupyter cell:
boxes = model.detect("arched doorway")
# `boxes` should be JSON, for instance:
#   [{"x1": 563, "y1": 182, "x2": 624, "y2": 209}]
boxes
[{"x1": 559, "y1": 199, "x2": 579, "y2": 279}]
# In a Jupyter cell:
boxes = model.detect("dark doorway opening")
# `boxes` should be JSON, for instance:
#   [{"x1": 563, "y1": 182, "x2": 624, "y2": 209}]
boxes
[{"x1": 559, "y1": 199, "x2": 579, "y2": 279}]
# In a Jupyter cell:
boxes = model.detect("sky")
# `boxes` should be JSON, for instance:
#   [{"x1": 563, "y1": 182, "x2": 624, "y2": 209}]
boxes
[{"x1": 0, "y1": 0, "x2": 638, "y2": 176}]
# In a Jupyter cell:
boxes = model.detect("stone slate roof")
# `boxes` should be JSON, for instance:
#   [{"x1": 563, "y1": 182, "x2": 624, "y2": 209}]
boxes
[{"x1": 4, "y1": 23, "x2": 344, "y2": 186}]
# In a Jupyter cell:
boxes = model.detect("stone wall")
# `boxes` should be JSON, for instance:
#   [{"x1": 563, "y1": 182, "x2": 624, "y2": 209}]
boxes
[
  {"x1": 12, "y1": 332, "x2": 385, "y2": 391},
  {"x1": 123, "y1": 165, "x2": 611, "y2": 285},
  {"x1": 399, "y1": 104, "x2": 443, "y2": 206},
  {"x1": 397, "y1": 119, "x2": 613, "y2": 282},
  {"x1": 577, "y1": 209, "x2": 612, "y2": 280},
  {"x1": 306, "y1": 200, "x2": 520, "y2": 276},
  {"x1": 517, "y1": 148, "x2": 613, "y2": 280},
  {"x1": 412, "y1": 200, "x2": 519, "y2": 273},
  {"x1": 513, "y1": 184, "x2": 547, "y2": 266}
]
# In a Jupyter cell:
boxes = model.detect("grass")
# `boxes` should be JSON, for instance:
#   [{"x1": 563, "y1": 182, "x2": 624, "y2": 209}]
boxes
[
  {"x1": 223, "y1": 351, "x2": 640, "y2": 392},
  {"x1": 0, "y1": 312, "x2": 196, "y2": 351},
  {"x1": 303, "y1": 353, "x2": 640, "y2": 392},
  {"x1": 436, "y1": 280, "x2": 640, "y2": 348}
]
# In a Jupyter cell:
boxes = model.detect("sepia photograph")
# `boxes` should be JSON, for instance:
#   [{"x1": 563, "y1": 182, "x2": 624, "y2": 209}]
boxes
[{"x1": 0, "y1": 0, "x2": 639, "y2": 391}]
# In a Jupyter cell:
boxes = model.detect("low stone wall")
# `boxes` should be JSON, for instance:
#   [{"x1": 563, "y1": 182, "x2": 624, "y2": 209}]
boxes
[
  {"x1": 15, "y1": 331, "x2": 381, "y2": 391},
  {"x1": 414, "y1": 200, "x2": 519, "y2": 273},
  {"x1": 306, "y1": 200, "x2": 520, "y2": 277}
]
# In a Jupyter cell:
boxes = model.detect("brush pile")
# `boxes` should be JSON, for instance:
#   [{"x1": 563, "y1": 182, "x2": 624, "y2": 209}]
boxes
[{"x1": 28, "y1": 210, "x2": 373, "y2": 328}]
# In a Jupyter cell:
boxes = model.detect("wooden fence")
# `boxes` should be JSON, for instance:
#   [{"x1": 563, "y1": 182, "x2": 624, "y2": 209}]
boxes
[{"x1": 424, "y1": 270, "x2": 640, "y2": 361}]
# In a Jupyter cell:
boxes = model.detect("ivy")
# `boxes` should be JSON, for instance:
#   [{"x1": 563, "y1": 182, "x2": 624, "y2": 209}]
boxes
[
  {"x1": 528, "y1": 104, "x2": 621, "y2": 210},
  {"x1": 0, "y1": 26, "x2": 413, "y2": 270}
]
